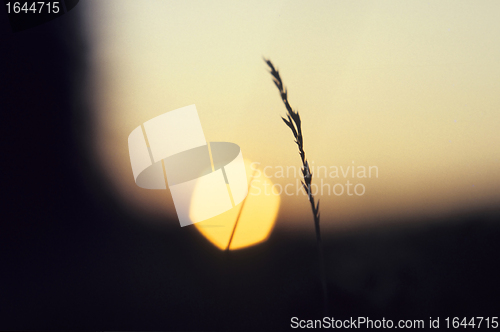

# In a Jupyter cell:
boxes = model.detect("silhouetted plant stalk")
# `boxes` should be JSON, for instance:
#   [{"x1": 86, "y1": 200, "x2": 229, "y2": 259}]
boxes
[{"x1": 265, "y1": 59, "x2": 329, "y2": 313}]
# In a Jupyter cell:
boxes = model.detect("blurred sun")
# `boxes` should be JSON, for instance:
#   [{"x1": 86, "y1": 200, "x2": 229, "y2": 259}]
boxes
[{"x1": 194, "y1": 160, "x2": 280, "y2": 250}]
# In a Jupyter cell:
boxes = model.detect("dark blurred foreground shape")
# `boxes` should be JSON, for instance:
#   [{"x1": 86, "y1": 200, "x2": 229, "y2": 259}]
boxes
[{"x1": 1, "y1": 8, "x2": 499, "y2": 331}]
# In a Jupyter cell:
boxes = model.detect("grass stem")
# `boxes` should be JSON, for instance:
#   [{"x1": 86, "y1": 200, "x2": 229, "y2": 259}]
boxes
[{"x1": 265, "y1": 58, "x2": 329, "y2": 314}]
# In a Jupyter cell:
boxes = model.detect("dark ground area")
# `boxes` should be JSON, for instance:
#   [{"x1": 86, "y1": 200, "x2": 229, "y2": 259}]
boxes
[{"x1": 1, "y1": 9, "x2": 499, "y2": 331}]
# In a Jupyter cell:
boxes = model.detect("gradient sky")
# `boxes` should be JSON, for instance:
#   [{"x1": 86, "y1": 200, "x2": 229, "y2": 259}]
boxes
[{"x1": 83, "y1": 0, "x2": 500, "y2": 232}]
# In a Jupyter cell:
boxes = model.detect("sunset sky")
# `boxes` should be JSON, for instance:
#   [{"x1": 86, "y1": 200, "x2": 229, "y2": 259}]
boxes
[{"x1": 83, "y1": 0, "x2": 500, "y2": 234}]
